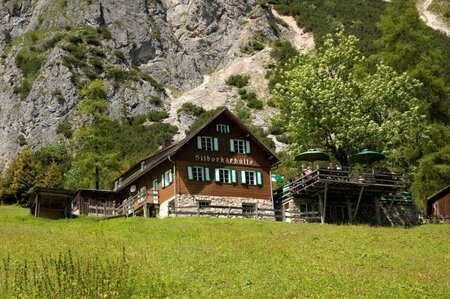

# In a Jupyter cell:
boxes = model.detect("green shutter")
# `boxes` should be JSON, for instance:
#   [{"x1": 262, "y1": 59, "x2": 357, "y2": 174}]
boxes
[
  {"x1": 241, "y1": 170, "x2": 247, "y2": 184},
  {"x1": 204, "y1": 167, "x2": 210, "y2": 181},
  {"x1": 187, "y1": 167, "x2": 193, "y2": 180},
  {"x1": 231, "y1": 170, "x2": 237, "y2": 183},
  {"x1": 215, "y1": 169, "x2": 220, "y2": 182},
  {"x1": 256, "y1": 172, "x2": 262, "y2": 186},
  {"x1": 216, "y1": 124, "x2": 219, "y2": 132},
  {"x1": 168, "y1": 170, "x2": 173, "y2": 184},
  {"x1": 230, "y1": 139, "x2": 235, "y2": 152},
  {"x1": 226, "y1": 125, "x2": 230, "y2": 133},
  {"x1": 245, "y1": 140, "x2": 251, "y2": 154},
  {"x1": 197, "y1": 136, "x2": 202, "y2": 149},
  {"x1": 161, "y1": 174, "x2": 166, "y2": 188},
  {"x1": 213, "y1": 138, "x2": 219, "y2": 151}
]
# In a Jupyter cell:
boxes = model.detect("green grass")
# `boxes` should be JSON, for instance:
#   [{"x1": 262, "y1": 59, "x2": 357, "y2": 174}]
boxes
[{"x1": 0, "y1": 205, "x2": 449, "y2": 298}]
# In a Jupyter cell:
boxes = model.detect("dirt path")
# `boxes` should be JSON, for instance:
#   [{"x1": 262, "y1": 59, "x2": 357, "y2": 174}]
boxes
[
  {"x1": 271, "y1": 9, "x2": 314, "y2": 53},
  {"x1": 417, "y1": 0, "x2": 450, "y2": 37}
]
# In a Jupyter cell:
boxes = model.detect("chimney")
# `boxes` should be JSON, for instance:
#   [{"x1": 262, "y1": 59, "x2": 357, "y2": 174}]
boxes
[{"x1": 163, "y1": 137, "x2": 173, "y2": 148}]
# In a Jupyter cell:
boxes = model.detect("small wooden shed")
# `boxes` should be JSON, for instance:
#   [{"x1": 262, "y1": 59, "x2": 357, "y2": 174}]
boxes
[
  {"x1": 426, "y1": 185, "x2": 450, "y2": 220},
  {"x1": 31, "y1": 188, "x2": 74, "y2": 219}
]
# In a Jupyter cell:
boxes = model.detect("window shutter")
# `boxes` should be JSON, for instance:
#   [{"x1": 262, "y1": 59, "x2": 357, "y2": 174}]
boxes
[
  {"x1": 161, "y1": 174, "x2": 166, "y2": 188},
  {"x1": 216, "y1": 124, "x2": 219, "y2": 132},
  {"x1": 187, "y1": 167, "x2": 193, "y2": 180},
  {"x1": 168, "y1": 170, "x2": 173, "y2": 184},
  {"x1": 231, "y1": 170, "x2": 237, "y2": 183},
  {"x1": 226, "y1": 125, "x2": 230, "y2": 133},
  {"x1": 256, "y1": 172, "x2": 262, "y2": 185},
  {"x1": 197, "y1": 136, "x2": 202, "y2": 149},
  {"x1": 245, "y1": 140, "x2": 251, "y2": 154},
  {"x1": 230, "y1": 139, "x2": 235, "y2": 152},
  {"x1": 213, "y1": 138, "x2": 219, "y2": 151},
  {"x1": 215, "y1": 169, "x2": 220, "y2": 182},
  {"x1": 241, "y1": 170, "x2": 246, "y2": 184},
  {"x1": 204, "y1": 167, "x2": 210, "y2": 181}
]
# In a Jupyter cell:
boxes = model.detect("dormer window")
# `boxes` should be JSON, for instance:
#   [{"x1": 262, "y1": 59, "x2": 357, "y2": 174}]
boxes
[
  {"x1": 197, "y1": 136, "x2": 219, "y2": 151},
  {"x1": 216, "y1": 124, "x2": 230, "y2": 133}
]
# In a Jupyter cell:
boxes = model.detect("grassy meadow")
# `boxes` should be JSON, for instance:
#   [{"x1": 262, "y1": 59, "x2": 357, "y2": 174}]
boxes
[{"x1": 0, "y1": 205, "x2": 449, "y2": 298}]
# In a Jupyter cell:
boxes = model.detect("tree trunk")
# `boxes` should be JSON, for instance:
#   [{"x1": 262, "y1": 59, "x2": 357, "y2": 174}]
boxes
[{"x1": 95, "y1": 166, "x2": 100, "y2": 190}]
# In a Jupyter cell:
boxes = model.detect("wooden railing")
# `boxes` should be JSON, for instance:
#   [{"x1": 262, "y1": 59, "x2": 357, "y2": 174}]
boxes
[{"x1": 274, "y1": 168, "x2": 404, "y2": 203}]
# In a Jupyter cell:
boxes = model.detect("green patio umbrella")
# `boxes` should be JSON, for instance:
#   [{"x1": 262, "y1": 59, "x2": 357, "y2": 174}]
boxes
[
  {"x1": 349, "y1": 149, "x2": 386, "y2": 164},
  {"x1": 294, "y1": 149, "x2": 330, "y2": 162}
]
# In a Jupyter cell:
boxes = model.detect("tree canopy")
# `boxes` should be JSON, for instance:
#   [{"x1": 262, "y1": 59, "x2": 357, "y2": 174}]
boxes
[{"x1": 272, "y1": 28, "x2": 425, "y2": 166}]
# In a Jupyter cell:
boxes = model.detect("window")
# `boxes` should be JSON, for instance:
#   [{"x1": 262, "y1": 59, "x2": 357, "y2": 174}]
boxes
[
  {"x1": 240, "y1": 170, "x2": 262, "y2": 186},
  {"x1": 229, "y1": 139, "x2": 250, "y2": 154},
  {"x1": 198, "y1": 200, "x2": 211, "y2": 208},
  {"x1": 138, "y1": 186, "x2": 147, "y2": 204},
  {"x1": 114, "y1": 181, "x2": 118, "y2": 191},
  {"x1": 141, "y1": 161, "x2": 145, "y2": 171},
  {"x1": 197, "y1": 136, "x2": 219, "y2": 151},
  {"x1": 216, "y1": 124, "x2": 230, "y2": 133},
  {"x1": 214, "y1": 168, "x2": 237, "y2": 184},
  {"x1": 162, "y1": 169, "x2": 173, "y2": 189},
  {"x1": 118, "y1": 177, "x2": 123, "y2": 187},
  {"x1": 152, "y1": 179, "x2": 158, "y2": 203},
  {"x1": 242, "y1": 203, "x2": 256, "y2": 214},
  {"x1": 187, "y1": 166, "x2": 211, "y2": 181}
]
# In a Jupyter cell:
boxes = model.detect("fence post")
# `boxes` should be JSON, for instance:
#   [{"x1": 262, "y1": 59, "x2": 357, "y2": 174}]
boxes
[
  {"x1": 96, "y1": 205, "x2": 99, "y2": 217},
  {"x1": 227, "y1": 205, "x2": 231, "y2": 218},
  {"x1": 103, "y1": 203, "x2": 106, "y2": 218},
  {"x1": 197, "y1": 201, "x2": 200, "y2": 217},
  {"x1": 255, "y1": 205, "x2": 259, "y2": 219}
]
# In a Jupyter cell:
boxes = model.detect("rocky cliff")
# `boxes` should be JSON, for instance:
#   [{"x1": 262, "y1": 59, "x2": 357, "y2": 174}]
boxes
[{"x1": 0, "y1": 0, "x2": 312, "y2": 169}]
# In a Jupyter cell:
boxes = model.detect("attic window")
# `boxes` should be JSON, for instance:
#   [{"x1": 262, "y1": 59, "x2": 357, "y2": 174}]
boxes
[{"x1": 216, "y1": 124, "x2": 230, "y2": 133}]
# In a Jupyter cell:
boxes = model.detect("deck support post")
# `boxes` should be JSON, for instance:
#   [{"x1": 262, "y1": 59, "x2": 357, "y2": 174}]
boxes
[
  {"x1": 318, "y1": 193, "x2": 324, "y2": 224},
  {"x1": 34, "y1": 194, "x2": 39, "y2": 217},
  {"x1": 346, "y1": 196, "x2": 353, "y2": 223},
  {"x1": 143, "y1": 203, "x2": 148, "y2": 218},
  {"x1": 353, "y1": 185, "x2": 365, "y2": 221},
  {"x1": 323, "y1": 183, "x2": 328, "y2": 223},
  {"x1": 374, "y1": 197, "x2": 381, "y2": 226}
]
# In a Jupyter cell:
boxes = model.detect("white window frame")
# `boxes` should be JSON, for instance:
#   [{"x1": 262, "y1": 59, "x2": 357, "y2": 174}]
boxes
[
  {"x1": 187, "y1": 166, "x2": 211, "y2": 182},
  {"x1": 162, "y1": 169, "x2": 173, "y2": 189},
  {"x1": 214, "y1": 168, "x2": 237, "y2": 184},
  {"x1": 216, "y1": 124, "x2": 230, "y2": 134},
  {"x1": 152, "y1": 179, "x2": 159, "y2": 203},
  {"x1": 198, "y1": 200, "x2": 211, "y2": 208},
  {"x1": 138, "y1": 186, "x2": 147, "y2": 204},
  {"x1": 197, "y1": 136, "x2": 219, "y2": 151},
  {"x1": 240, "y1": 170, "x2": 262, "y2": 186},
  {"x1": 229, "y1": 139, "x2": 251, "y2": 154}
]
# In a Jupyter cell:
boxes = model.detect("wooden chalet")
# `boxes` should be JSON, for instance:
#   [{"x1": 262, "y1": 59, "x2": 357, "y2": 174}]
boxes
[
  {"x1": 273, "y1": 168, "x2": 418, "y2": 225},
  {"x1": 31, "y1": 188, "x2": 74, "y2": 219},
  {"x1": 426, "y1": 185, "x2": 450, "y2": 221},
  {"x1": 74, "y1": 108, "x2": 280, "y2": 218}
]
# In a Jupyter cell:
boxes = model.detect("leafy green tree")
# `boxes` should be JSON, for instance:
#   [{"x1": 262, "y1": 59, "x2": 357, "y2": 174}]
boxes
[
  {"x1": 374, "y1": 0, "x2": 449, "y2": 122},
  {"x1": 66, "y1": 80, "x2": 120, "y2": 190},
  {"x1": 411, "y1": 145, "x2": 450, "y2": 212},
  {"x1": 2, "y1": 149, "x2": 41, "y2": 206},
  {"x1": 272, "y1": 27, "x2": 424, "y2": 166},
  {"x1": 40, "y1": 161, "x2": 64, "y2": 189}
]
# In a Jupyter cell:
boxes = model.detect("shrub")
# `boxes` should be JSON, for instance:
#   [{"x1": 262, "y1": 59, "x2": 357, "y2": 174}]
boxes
[
  {"x1": 113, "y1": 50, "x2": 126, "y2": 63},
  {"x1": 107, "y1": 68, "x2": 128, "y2": 82},
  {"x1": 56, "y1": 120, "x2": 73, "y2": 139},
  {"x1": 131, "y1": 114, "x2": 147, "y2": 126},
  {"x1": 147, "y1": 95, "x2": 162, "y2": 106},
  {"x1": 225, "y1": 74, "x2": 250, "y2": 88},
  {"x1": 246, "y1": 97, "x2": 263, "y2": 109},
  {"x1": 15, "y1": 50, "x2": 42, "y2": 77},
  {"x1": 147, "y1": 110, "x2": 168, "y2": 122},
  {"x1": 13, "y1": 78, "x2": 33, "y2": 100},
  {"x1": 177, "y1": 103, "x2": 206, "y2": 117}
]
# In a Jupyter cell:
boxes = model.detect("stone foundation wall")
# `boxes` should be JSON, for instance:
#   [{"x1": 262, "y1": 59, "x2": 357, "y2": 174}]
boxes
[{"x1": 171, "y1": 194, "x2": 275, "y2": 220}]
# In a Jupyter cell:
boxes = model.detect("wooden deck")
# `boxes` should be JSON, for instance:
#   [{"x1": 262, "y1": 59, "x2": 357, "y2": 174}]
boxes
[{"x1": 274, "y1": 168, "x2": 405, "y2": 203}]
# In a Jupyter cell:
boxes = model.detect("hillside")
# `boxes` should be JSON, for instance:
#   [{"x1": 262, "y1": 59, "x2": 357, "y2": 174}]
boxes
[{"x1": 0, "y1": 206, "x2": 449, "y2": 298}]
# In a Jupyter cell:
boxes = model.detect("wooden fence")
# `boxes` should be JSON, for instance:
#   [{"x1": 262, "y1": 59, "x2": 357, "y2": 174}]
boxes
[{"x1": 169, "y1": 204, "x2": 320, "y2": 221}]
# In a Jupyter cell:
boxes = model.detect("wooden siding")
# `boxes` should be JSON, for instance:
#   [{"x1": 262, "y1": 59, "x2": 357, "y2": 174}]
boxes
[
  {"x1": 176, "y1": 160, "x2": 271, "y2": 200},
  {"x1": 116, "y1": 160, "x2": 175, "y2": 205},
  {"x1": 433, "y1": 193, "x2": 450, "y2": 217},
  {"x1": 173, "y1": 113, "x2": 273, "y2": 201}
]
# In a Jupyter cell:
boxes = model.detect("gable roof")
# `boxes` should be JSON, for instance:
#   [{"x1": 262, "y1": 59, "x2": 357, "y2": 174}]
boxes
[
  {"x1": 115, "y1": 107, "x2": 280, "y2": 192},
  {"x1": 427, "y1": 185, "x2": 450, "y2": 204}
]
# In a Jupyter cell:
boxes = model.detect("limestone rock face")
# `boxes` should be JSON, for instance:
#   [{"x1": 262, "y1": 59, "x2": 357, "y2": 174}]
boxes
[{"x1": 0, "y1": 0, "x2": 312, "y2": 168}]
